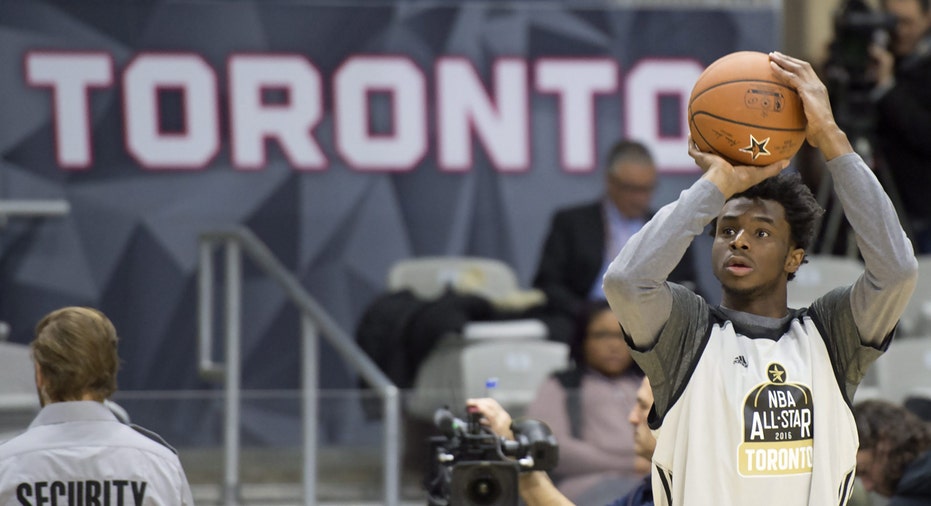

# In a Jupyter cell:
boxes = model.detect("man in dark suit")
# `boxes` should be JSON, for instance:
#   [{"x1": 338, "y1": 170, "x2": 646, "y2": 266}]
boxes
[{"x1": 531, "y1": 140, "x2": 699, "y2": 343}]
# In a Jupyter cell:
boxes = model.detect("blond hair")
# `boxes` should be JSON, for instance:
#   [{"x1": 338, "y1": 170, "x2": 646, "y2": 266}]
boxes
[{"x1": 32, "y1": 307, "x2": 120, "y2": 402}]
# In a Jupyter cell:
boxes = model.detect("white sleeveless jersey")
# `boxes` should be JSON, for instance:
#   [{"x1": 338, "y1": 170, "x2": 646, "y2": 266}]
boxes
[{"x1": 635, "y1": 285, "x2": 885, "y2": 506}]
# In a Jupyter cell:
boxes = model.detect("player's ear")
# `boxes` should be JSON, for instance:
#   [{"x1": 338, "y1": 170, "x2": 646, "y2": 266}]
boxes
[{"x1": 785, "y1": 247, "x2": 805, "y2": 275}]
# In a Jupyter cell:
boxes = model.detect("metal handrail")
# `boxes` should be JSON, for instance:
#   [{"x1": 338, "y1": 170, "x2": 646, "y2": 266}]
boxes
[
  {"x1": 0, "y1": 198, "x2": 71, "y2": 338},
  {"x1": 0, "y1": 199, "x2": 70, "y2": 221},
  {"x1": 197, "y1": 226, "x2": 401, "y2": 506}
]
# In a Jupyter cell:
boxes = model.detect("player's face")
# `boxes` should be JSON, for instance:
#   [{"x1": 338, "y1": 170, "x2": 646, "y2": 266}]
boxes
[
  {"x1": 712, "y1": 197, "x2": 803, "y2": 301},
  {"x1": 606, "y1": 161, "x2": 656, "y2": 219},
  {"x1": 627, "y1": 377, "x2": 656, "y2": 460},
  {"x1": 583, "y1": 309, "x2": 633, "y2": 377},
  {"x1": 885, "y1": 0, "x2": 931, "y2": 57}
]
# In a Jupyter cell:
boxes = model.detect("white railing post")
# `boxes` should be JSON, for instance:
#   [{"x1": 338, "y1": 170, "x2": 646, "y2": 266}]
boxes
[
  {"x1": 223, "y1": 241, "x2": 242, "y2": 506},
  {"x1": 198, "y1": 228, "x2": 401, "y2": 505},
  {"x1": 301, "y1": 316, "x2": 318, "y2": 505},
  {"x1": 383, "y1": 386, "x2": 401, "y2": 506}
]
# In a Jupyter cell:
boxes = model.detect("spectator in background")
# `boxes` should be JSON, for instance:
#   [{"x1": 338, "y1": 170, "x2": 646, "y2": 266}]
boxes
[
  {"x1": 905, "y1": 392, "x2": 931, "y2": 422},
  {"x1": 531, "y1": 140, "x2": 700, "y2": 343},
  {"x1": 467, "y1": 375, "x2": 657, "y2": 506},
  {"x1": 0, "y1": 307, "x2": 194, "y2": 505},
  {"x1": 524, "y1": 300, "x2": 646, "y2": 506},
  {"x1": 872, "y1": 0, "x2": 931, "y2": 252},
  {"x1": 853, "y1": 399, "x2": 931, "y2": 505}
]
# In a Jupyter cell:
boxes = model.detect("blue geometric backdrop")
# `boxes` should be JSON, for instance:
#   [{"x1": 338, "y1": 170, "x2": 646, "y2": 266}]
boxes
[{"x1": 0, "y1": 0, "x2": 778, "y2": 443}]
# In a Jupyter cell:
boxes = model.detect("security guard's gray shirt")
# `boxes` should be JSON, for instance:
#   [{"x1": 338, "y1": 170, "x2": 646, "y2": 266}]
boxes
[{"x1": 0, "y1": 401, "x2": 194, "y2": 505}]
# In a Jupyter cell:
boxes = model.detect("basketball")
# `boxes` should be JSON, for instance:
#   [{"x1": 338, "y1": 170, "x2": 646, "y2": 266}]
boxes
[{"x1": 688, "y1": 51, "x2": 806, "y2": 166}]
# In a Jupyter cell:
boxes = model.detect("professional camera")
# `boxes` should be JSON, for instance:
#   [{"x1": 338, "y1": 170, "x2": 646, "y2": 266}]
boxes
[
  {"x1": 828, "y1": 0, "x2": 896, "y2": 84},
  {"x1": 424, "y1": 406, "x2": 559, "y2": 506},
  {"x1": 824, "y1": 0, "x2": 897, "y2": 138}
]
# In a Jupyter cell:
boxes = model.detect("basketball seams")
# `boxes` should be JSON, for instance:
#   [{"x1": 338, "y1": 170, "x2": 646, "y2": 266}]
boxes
[
  {"x1": 688, "y1": 79, "x2": 800, "y2": 104},
  {"x1": 689, "y1": 112, "x2": 805, "y2": 132}
]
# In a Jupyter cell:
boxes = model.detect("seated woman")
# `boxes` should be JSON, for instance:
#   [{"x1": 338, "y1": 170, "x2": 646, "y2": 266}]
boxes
[{"x1": 524, "y1": 299, "x2": 646, "y2": 506}]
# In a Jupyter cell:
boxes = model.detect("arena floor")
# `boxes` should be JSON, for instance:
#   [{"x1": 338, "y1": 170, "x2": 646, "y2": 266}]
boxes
[{"x1": 181, "y1": 446, "x2": 427, "y2": 505}]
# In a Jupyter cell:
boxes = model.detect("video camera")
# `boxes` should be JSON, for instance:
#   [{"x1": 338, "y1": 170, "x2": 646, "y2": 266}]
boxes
[
  {"x1": 824, "y1": 0, "x2": 897, "y2": 138},
  {"x1": 829, "y1": 0, "x2": 896, "y2": 85},
  {"x1": 424, "y1": 406, "x2": 559, "y2": 506}
]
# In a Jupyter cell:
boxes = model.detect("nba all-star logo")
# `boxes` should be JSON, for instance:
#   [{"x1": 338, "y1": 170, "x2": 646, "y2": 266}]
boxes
[
  {"x1": 739, "y1": 134, "x2": 771, "y2": 161},
  {"x1": 738, "y1": 362, "x2": 814, "y2": 476}
]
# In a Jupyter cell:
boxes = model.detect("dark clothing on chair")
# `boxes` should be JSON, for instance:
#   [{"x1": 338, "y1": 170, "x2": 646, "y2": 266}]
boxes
[{"x1": 355, "y1": 288, "x2": 494, "y2": 418}]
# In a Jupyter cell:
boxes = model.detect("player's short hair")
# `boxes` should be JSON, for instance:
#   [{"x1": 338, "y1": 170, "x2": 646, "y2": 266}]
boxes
[
  {"x1": 709, "y1": 170, "x2": 823, "y2": 281},
  {"x1": 32, "y1": 307, "x2": 120, "y2": 402}
]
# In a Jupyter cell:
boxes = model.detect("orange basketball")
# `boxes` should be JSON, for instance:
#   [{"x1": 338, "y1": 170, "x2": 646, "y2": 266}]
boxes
[{"x1": 688, "y1": 51, "x2": 806, "y2": 166}]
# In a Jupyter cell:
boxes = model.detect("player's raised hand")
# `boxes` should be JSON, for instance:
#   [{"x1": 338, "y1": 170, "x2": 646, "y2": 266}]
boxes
[
  {"x1": 689, "y1": 136, "x2": 787, "y2": 198},
  {"x1": 768, "y1": 51, "x2": 853, "y2": 160}
]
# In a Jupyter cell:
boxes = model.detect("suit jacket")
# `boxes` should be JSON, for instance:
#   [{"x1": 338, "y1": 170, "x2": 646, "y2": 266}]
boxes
[{"x1": 532, "y1": 200, "x2": 700, "y2": 319}]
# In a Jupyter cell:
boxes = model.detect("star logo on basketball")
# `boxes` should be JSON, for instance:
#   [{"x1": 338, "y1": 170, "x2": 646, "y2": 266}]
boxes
[{"x1": 739, "y1": 134, "x2": 771, "y2": 161}]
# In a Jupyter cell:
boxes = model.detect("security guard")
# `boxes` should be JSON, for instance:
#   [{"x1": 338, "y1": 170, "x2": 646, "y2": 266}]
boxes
[{"x1": 0, "y1": 307, "x2": 194, "y2": 505}]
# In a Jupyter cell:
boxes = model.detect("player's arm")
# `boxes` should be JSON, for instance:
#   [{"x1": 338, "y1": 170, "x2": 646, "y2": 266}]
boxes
[{"x1": 770, "y1": 51, "x2": 919, "y2": 344}]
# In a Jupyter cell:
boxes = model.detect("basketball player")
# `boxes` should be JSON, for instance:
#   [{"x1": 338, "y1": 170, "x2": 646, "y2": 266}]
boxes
[
  {"x1": 0, "y1": 307, "x2": 194, "y2": 505},
  {"x1": 603, "y1": 51, "x2": 918, "y2": 506}
]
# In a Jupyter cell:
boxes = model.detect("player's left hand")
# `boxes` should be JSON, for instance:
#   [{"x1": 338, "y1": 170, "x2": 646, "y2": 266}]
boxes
[{"x1": 768, "y1": 51, "x2": 853, "y2": 159}]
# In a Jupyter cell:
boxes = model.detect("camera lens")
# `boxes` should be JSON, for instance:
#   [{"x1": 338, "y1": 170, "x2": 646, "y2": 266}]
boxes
[{"x1": 465, "y1": 473, "x2": 501, "y2": 505}]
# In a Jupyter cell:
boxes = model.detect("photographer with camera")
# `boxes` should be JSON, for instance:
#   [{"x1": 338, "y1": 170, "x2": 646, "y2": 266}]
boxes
[
  {"x1": 523, "y1": 300, "x2": 646, "y2": 506},
  {"x1": 465, "y1": 376, "x2": 657, "y2": 506},
  {"x1": 424, "y1": 402, "x2": 560, "y2": 506},
  {"x1": 871, "y1": 0, "x2": 931, "y2": 252}
]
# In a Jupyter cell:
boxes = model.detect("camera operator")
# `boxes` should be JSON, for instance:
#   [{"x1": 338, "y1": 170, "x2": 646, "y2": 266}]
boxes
[
  {"x1": 871, "y1": 0, "x2": 931, "y2": 252},
  {"x1": 466, "y1": 376, "x2": 656, "y2": 506}
]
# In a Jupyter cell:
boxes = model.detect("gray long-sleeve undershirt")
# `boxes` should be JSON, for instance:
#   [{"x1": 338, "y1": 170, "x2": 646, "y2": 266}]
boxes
[{"x1": 603, "y1": 153, "x2": 918, "y2": 349}]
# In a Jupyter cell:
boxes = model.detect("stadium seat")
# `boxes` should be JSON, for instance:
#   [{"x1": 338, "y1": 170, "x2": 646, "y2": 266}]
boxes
[
  {"x1": 0, "y1": 341, "x2": 40, "y2": 440},
  {"x1": 872, "y1": 334, "x2": 931, "y2": 405},
  {"x1": 897, "y1": 255, "x2": 931, "y2": 337},
  {"x1": 388, "y1": 257, "x2": 569, "y2": 421},
  {"x1": 787, "y1": 255, "x2": 863, "y2": 309},
  {"x1": 388, "y1": 256, "x2": 522, "y2": 302}
]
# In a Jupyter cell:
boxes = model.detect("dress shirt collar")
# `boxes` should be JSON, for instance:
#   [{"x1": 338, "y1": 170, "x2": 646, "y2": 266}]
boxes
[{"x1": 29, "y1": 400, "x2": 118, "y2": 429}]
